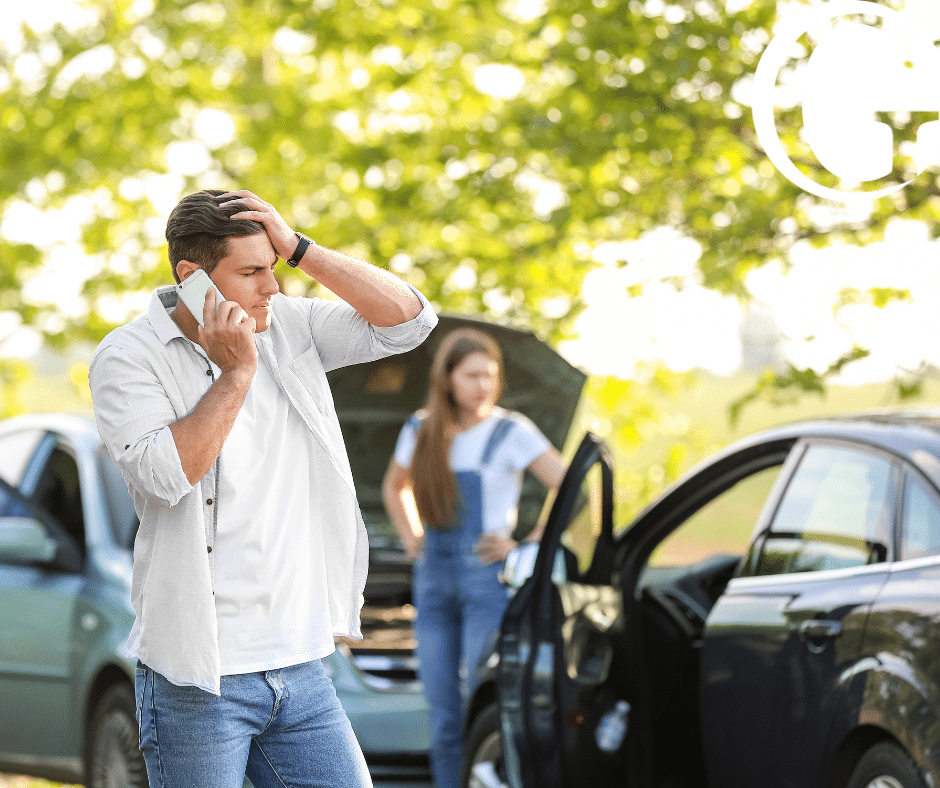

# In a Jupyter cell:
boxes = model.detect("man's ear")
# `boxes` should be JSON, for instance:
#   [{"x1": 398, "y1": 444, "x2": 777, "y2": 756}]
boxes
[{"x1": 176, "y1": 260, "x2": 200, "y2": 282}]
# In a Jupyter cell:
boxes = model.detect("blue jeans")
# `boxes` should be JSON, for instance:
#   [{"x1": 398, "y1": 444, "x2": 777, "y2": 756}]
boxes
[
  {"x1": 414, "y1": 550, "x2": 509, "y2": 788},
  {"x1": 134, "y1": 659, "x2": 371, "y2": 788}
]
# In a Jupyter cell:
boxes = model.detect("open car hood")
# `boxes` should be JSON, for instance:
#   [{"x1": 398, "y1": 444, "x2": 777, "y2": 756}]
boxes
[{"x1": 326, "y1": 314, "x2": 587, "y2": 532}]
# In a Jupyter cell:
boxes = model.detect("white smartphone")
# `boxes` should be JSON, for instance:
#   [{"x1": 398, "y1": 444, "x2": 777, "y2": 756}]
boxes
[{"x1": 177, "y1": 269, "x2": 226, "y2": 327}]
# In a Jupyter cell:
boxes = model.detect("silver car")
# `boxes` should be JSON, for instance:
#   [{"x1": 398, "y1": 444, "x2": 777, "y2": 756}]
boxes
[{"x1": 0, "y1": 412, "x2": 430, "y2": 787}]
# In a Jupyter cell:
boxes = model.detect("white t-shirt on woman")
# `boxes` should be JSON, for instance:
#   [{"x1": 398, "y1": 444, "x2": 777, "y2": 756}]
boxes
[{"x1": 393, "y1": 407, "x2": 550, "y2": 535}]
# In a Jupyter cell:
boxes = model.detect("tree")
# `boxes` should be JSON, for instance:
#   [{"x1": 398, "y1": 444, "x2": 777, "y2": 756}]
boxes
[{"x1": 0, "y1": 0, "x2": 932, "y2": 378}]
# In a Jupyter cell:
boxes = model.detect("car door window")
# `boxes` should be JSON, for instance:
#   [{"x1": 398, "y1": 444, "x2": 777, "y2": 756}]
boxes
[
  {"x1": 649, "y1": 465, "x2": 783, "y2": 569},
  {"x1": 560, "y1": 462, "x2": 607, "y2": 577},
  {"x1": 97, "y1": 445, "x2": 139, "y2": 549},
  {"x1": 31, "y1": 446, "x2": 85, "y2": 558},
  {"x1": 0, "y1": 478, "x2": 34, "y2": 521},
  {"x1": 899, "y1": 474, "x2": 940, "y2": 561},
  {"x1": 750, "y1": 444, "x2": 893, "y2": 576},
  {"x1": 0, "y1": 429, "x2": 45, "y2": 489},
  {"x1": 0, "y1": 476, "x2": 70, "y2": 570}
]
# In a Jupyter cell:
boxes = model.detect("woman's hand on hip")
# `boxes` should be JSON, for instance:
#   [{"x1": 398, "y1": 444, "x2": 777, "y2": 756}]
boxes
[
  {"x1": 473, "y1": 533, "x2": 518, "y2": 565},
  {"x1": 403, "y1": 533, "x2": 424, "y2": 561}
]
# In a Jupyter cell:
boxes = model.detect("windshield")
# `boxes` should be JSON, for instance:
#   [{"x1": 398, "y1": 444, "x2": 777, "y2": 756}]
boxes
[{"x1": 96, "y1": 444, "x2": 140, "y2": 549}]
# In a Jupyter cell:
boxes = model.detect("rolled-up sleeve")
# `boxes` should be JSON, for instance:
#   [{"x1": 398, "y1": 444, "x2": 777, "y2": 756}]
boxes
[
  {"x1": 89, "y1": 346, "x2": 193, "y2": 507},
  {"x1": 309, "y1": 284, "x2": 438, "y2": 372}
]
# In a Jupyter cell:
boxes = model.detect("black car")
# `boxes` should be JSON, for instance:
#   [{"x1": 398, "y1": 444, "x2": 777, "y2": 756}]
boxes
[{"x1": 463, "y1": 412, "x2": 940, "y2": 788}]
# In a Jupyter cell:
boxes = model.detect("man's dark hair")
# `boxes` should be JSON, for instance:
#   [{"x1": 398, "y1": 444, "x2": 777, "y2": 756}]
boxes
[{"x1": 165, "y1": 190, "x2": 265, "y2": 283}]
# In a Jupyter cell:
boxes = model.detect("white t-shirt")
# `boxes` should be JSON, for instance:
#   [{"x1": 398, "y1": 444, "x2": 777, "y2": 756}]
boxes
[
  {"x1": 393, "y1": 407, "x2": 551, "y2": 535},
  {"x1": 210, "y1": 346, "x2": 335, "y2": 675}
]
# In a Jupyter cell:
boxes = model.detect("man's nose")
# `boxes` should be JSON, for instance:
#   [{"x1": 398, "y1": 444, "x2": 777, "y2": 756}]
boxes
[{"x1": 262, "y1": 269, "x2": 280, "y2": 295}]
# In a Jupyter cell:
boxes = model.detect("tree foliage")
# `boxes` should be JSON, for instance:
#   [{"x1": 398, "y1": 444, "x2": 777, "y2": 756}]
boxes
[{"x1": 0, "y1": 0, "x2": 935, "y2": 368}]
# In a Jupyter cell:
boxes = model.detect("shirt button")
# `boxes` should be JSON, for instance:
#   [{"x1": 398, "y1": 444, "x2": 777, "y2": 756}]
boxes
[
  {"x1": 206, "y1": 498, "x2": 213, "y2": 505},
  {"x1": 206, "y1": 370, "x2": 212, "y2": 376},
  {"x1": 207, "y1": 546, "x2": 212, "y2": 553}
]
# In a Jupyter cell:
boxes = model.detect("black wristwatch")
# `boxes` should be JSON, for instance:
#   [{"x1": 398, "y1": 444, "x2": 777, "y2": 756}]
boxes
[{"x1": 286, "y1": 232, "x2": 314, "y2": 267}]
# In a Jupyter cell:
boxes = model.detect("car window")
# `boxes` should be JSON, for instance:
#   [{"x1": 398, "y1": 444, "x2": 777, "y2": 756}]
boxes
[
  {"x1": 560, "y1": 462, "x2": 605, "y2": 576},
  {"x1": 0, "y1": 477, "x2": 73, "y2": 569},
  {"x1": 31, "y1": 446, "x2": 85, "y2": 555},
  {"x1": 0, "y1": 429, "x2": 45, "y2": 489},
  {"x1": 648, "y1": 464, "x2": 783, "y2": 569},
  {"x1": 0, "y1": 477, "x2": 34, "y2": 520},
  {"x1": 750, "y1": 444, "x2": 893, "y2": 576},
  {"x1": 900, "y1": 474, "x2": 940, "y2": 561},
  {"x1": 97, "y1": 445, "x2": 139, "y2": 549}
]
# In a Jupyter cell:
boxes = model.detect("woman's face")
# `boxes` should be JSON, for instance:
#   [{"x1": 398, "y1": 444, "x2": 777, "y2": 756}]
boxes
[{"x1": 449, "y1": 351, "x2": 500, "y2": 415}]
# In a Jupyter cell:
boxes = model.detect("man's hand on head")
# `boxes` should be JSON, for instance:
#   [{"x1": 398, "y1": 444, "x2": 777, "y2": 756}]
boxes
[
  {"x1": 216, "y1": 188, "x2": 422, "y2": 327},
  {"x1": 217, "y1": 190, "x2": 298, "y2": 261}
]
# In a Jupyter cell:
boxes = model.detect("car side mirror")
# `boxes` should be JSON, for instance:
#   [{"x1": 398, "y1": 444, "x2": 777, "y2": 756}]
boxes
[
  {"x1": 0, "y1": 517, "x2": 58, "y2": 563},
  {"x1": 501, "y1": 542, "x2": 568, "y2": 590}
]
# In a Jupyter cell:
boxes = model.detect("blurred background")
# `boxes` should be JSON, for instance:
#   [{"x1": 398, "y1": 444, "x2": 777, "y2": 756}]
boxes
[
  {"x1": 1, "y1": 0, "x2": 939, "y2": 782},
  {"x1": 3, "y1": 0, "x2": 938, "y2": 514}
]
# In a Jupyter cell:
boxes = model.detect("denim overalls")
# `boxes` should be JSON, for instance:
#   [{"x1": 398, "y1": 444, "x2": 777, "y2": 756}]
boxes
[{"x1": 411, "y1": 415, "x2": 517, "y2": 788}]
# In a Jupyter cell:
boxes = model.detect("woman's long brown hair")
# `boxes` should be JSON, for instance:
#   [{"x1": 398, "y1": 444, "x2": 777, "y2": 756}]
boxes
[{"x1": 411, "y1": 329, "x2": 504, "y2": 530}]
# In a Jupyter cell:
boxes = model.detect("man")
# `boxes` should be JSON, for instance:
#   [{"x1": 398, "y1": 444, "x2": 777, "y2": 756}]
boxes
[{"x1": 89, "y1": 189, "x2": 437, "y2": 788}]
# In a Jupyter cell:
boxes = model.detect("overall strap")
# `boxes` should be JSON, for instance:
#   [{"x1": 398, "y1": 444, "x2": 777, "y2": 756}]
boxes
[{"x1": 480, "y1": 416, "x2": 516, "y2": 468}]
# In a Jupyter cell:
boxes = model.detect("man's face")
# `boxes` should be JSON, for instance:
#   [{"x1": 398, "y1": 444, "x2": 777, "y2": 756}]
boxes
[{"x1": 209, "y1": 233, "x2": 280, "y2": 332}]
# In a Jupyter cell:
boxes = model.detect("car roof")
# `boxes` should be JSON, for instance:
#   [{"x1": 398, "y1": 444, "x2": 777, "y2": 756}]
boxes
[
  {"x1": 702, "y1": 409, "x2": 940, "y2": 489},
  {"x1": 0, "y1": 412, "x2": 100, "y2": 448}
]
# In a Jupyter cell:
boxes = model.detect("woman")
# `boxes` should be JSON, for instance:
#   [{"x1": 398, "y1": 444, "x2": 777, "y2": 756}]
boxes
[{"x1": 382, "y1": 328, "x2": 566, "y2": 788}]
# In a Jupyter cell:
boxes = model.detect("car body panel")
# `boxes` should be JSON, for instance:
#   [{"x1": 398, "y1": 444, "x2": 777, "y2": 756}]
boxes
[
  {"x1": 325, "y1": 643, "x2": 431, "y2": 756},
  {"x1": 859, "y1": 558, "x2": 940, "y2": 775},
  {"x1": 703, "y1": 568, "x2": 892, "y2": 787},
  {"x1": 0, "y1": 565, "x2": 82, "y2": 760}
]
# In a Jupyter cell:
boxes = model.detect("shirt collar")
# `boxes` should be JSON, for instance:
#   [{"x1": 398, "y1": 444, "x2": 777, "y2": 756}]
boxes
[{"x1": 148, "y1": 285, "x2": 186, "y2": 346}]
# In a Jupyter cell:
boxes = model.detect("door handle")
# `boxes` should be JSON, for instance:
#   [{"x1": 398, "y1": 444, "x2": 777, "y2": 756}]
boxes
[{"x1": 799, "y1": 619, "x2": 843, "y2": 641}]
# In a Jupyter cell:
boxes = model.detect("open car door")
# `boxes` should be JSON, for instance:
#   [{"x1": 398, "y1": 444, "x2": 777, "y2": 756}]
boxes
[{"x1": 496, "y1": 433, "x2": 625, "y2": 788}]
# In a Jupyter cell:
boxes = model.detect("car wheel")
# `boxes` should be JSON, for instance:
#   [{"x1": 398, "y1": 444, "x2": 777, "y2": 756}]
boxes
[
  {"x1": 459, "y1": 703, "x2": 507, "y2": 788},
  {"x1": 847, "y1": 742, "x2": 926, "y2": 788},
  {"x1": 87, "y1": 684, "x2": 148, "y2": 788}
]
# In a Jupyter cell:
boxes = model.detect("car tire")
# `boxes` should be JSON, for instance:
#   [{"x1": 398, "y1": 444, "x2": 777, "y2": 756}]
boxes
[
  {"x1": 847, "y1": 742, "x2": 926, "y2": 788},
  {"x1": 87, "y1": 683, "x2": 148, "y2": 788},
  {"x1": 459, "y1": 703, "x2": 507, "y2": 788}
]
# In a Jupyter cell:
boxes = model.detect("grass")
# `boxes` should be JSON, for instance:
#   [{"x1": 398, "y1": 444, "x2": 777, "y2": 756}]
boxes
[{"x1": 0, "y1": 777, "x2": 79, "y2": 788}]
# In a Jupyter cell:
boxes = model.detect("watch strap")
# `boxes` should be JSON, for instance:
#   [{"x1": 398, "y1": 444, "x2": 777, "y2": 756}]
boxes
[{"x1": 286, "y1": 232, "x2": 313, "y2": 267}]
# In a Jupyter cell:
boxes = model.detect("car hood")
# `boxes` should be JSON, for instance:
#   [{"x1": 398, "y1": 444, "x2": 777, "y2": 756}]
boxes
[{"x1": 326, "y1": 314, "x2": 587, "y2": 532}]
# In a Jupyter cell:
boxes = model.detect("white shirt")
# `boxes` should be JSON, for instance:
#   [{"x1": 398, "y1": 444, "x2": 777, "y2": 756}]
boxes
[
  {"x1": 394, "y1": 407, "x2": 550, "y2": 534},
  {"x1": 213, "y1": 350, "x2": 334, "y2": 675},
  {"x1": 90, "y1": 284, "x2": 437, "y2": 694}
]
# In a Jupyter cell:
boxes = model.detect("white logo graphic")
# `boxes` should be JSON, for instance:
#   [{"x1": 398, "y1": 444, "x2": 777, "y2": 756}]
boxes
[{"x1": 752, "y1": 0, "x2": 940, "y2": 202}]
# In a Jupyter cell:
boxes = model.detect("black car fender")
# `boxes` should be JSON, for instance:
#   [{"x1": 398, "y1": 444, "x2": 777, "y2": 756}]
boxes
[{"x1": 826, "y1": 653, "x2": 940, "y2": 786}]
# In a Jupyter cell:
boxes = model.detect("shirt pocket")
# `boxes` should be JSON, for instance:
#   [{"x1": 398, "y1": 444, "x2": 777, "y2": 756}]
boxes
[{"x1": 288, "y1": 345, "x2": 333, "y2": 416}]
